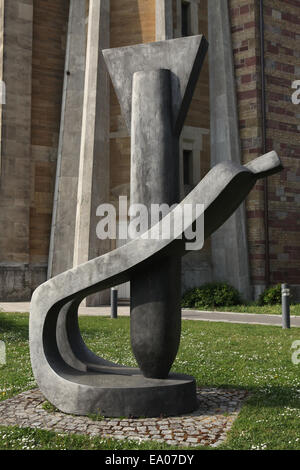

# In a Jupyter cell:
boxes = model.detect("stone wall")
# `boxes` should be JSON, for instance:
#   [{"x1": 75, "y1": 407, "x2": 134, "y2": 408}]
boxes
[
  {"x1": 30, "y1": 0, "x2": 69, "y2": 267},
  {"x1": 0, "y1": 0, "x2": 34, "y2": 300},
  {"x1": 0, "y1": 0, "x2": 69, "y2": 300}
]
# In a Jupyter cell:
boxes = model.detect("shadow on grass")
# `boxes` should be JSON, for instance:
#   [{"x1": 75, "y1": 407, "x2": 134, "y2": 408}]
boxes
[
  {"x1": 206, "y1": 383, "x2": 300, "y2": 411},
  {"x1": 0, "y1": 314, "x2": 29, "y2": 341}
]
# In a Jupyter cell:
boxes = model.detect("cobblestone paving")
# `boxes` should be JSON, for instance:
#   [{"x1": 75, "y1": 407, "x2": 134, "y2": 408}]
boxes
[{"x1": 0, "y1": 388, "x2": 248, "y2": 448}]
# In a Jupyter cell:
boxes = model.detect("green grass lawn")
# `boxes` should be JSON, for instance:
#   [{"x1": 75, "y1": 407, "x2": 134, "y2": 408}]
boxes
[
  {"x1": 0, "y1": 312, "x2": 300, "y2": 450},
  {"x1": 186, "y1": 303, "x2": 300, "y2": 316}
]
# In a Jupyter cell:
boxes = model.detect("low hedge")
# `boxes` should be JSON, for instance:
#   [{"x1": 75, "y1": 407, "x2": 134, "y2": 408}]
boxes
[
  {"x1": 257, "y1": 284, "x2": 293, "y2": 305},
  {"x1": 182, "y1": 282, "x2": 242, "y2": 309}
]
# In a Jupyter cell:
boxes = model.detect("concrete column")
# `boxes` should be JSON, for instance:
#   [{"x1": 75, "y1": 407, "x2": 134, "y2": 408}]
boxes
[
  {"x1": 48, "y1": 0, "x2": 86, "y2": 279},
  {"x1": 156, "y1": 0, "x2": 173, "y2": 40},
  {"x1": 0, "y1": 0, "x2": 33, "y2": 300},
  {"x1": 130, "y1": 70, "x2": 181, "y2": 379},
  {"x1": 208, "y1": 0, "x2": 251, "y2": 300},
  {"x1": 73, "y1": 0, "x2": 111, "y2": 306}
]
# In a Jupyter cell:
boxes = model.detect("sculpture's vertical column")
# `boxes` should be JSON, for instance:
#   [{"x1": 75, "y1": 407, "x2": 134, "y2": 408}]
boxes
[
  {"x1": 208, "y1": 0, "x2": 252, "y2": 300},
  {"x1": 130, "y1": 70, "x2": 181, "y2": 379},
  {"x1": 103, "y1": 34, "x2": 208, "y2": 378}
]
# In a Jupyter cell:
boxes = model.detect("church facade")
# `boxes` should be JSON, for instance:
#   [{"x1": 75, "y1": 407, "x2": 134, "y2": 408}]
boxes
[{"x1": 0, "y1": 0, "x2": 299, "y2": 304}]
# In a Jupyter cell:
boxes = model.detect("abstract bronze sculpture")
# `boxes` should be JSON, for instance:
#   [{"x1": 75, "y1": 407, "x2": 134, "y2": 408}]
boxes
[{"x1": 29, "y1": 35, "x2": 283, "y2": 417}]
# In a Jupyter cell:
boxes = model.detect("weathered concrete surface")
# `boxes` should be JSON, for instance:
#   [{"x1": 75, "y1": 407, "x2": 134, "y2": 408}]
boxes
[
  {"x1": 48, "y1": 0, "x2": 86, "y2": 279},
  {"x1": 208, "y1": 0, "x2": 252, "y2": 301},
  {"x1": 73, "y1": 0, "x2": 111, "y2": 306}
]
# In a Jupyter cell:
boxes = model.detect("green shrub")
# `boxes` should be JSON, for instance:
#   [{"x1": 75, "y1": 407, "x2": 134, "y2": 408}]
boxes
[
  {"x1": 258, "y1": 284, "x2": 285, "y2": 306},
  {"x1": 182, "y1": 282, "x2": 242, "y2": 309}
]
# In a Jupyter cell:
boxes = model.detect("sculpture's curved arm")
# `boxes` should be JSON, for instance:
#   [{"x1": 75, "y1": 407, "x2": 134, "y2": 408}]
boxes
[{"x1": 29, "y1": 151, "x2": 282, "y2": 416}]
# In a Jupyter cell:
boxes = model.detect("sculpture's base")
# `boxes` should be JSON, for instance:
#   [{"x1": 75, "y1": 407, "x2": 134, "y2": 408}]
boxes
[{"x1": 52, "y1": 367, "x2": 198, "y2": 418}]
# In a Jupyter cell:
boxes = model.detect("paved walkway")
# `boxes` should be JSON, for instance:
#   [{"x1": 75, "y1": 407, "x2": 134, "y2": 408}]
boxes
[
  {"x1": 1, "y1": 302, "x2": 300, "y2": 327},
  {"x1": 0, "y1": 388, "x2": 248, "y2": 448},
  {"x1": 183, "y1": 309, "x2": 300, "y2": 327}
]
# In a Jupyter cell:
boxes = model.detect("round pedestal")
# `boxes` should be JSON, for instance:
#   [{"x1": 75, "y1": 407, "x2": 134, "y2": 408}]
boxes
[{"x1": 55, "y1": 366, "x2": 198, "y2": 418}]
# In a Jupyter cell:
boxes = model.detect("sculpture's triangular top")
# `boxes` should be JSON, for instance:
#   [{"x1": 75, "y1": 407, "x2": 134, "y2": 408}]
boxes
[{"x1": 103, "y1": 35, "x2": 208, "y2": 136}]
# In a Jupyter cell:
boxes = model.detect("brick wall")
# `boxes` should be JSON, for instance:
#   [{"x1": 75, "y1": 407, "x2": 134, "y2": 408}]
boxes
[
  {"x1": 230, "y1": 0, "x2": 300, "y2": 296},
  {"x1": 230, "y1": 0, "x2": 266, "y2": 295},
  {"x1": 264, "y1": 0, "x2": 300, "y2": 291}
]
